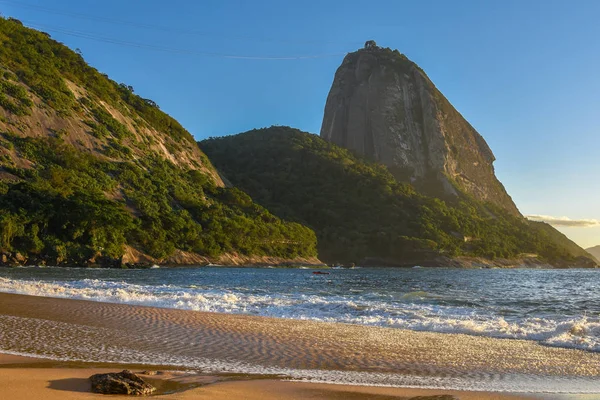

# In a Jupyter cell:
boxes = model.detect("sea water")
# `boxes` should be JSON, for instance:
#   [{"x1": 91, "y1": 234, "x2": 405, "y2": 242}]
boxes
[
  {"x1": 0, "y1": 267, "x2": 599, "y2": 351},
  {"x1": 1, "y1": 266, "x2": 600, "y2": 392}
]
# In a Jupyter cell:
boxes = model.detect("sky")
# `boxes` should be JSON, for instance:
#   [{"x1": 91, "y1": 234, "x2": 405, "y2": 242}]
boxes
[{"x1": 1, "y1": 0, "x2": 599, "y2": 249}]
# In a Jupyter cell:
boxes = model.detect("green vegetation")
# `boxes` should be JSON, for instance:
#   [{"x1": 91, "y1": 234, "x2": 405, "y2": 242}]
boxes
[
  {"x1": 0, "y1": 133, "x2": 316, "y2": 265},
  {"x1": 0, "y1": 17, "x2": 193, "y2": 142},
  {"x1": 0, "y1": 18, "x2": 588, "y2": 268},
  {"x1": 0, "y1": 76, "x2": 33, "y2": 116},
  {"x1": 0, "y1": 18, "x2": 316, "y2": 266},
  {"x1": 201, "y1": 127, "x2": 587, "y2": 265},
  {"x1": 86, "y1": 103, "x2": 132, "y2": 140}
]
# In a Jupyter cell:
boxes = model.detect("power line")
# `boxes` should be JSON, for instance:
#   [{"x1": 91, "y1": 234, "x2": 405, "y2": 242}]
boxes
[
  {"x1": 22, "y1": 21, "x2": 347, "y2": 60},
  {"x1": 0, "y1": 0, "x2": 361, "y2": 47}
]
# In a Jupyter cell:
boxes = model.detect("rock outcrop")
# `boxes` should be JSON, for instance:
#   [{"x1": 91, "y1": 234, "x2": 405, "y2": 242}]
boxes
[
  {"x1": 121, "y1": 245, "x2": 325, "y2": 268},
  {"x1": 89, "y1": 370, "x2": 156, "y2": 395},
  {"x1": 320, "y1": 43, "x2": 520, "y2": 215}
]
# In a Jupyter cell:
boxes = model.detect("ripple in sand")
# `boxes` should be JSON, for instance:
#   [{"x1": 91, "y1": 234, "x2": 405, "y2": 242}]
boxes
[{"x1": 0, "y1": 294, "x2": 599, "y2": 393}]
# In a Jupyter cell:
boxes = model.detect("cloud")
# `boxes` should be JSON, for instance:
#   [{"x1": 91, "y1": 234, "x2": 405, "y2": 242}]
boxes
[{"x1": 526, "y1": 215, "x2": 600, "y2": 228}]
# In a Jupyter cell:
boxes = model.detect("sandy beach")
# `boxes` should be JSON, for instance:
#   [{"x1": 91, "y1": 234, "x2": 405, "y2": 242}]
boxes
[
  {"x1": 0, "y1": 355, "x2": 562, "y2": 400},
  {"x1": 0, "y1": 292, "x2": 599, "y2": 399}
]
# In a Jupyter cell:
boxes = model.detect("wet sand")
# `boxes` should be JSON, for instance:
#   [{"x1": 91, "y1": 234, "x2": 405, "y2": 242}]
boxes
[
  {"x1": 0, "y1": 293, "x2": 599, "y2": 398},
  {"x1": 0, "y1": 354, "x2": 556, "y2": 400}
]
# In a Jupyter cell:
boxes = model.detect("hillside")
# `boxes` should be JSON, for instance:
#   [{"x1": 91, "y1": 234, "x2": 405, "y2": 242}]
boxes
[
  {"x1": 0, "y1": 17, "x2": 318, "y2": 267},
  {"x1": 0, "y1": 19, "x2": 220, "y2": 182},
  {"x1": 587, "y1": 245, "x2": 600, "y2": 261},
  {"x1": 201, "y1": 127, "x2": 596, "y2": 268},
  {"x1": 320, "y1": 43, "x2": 519, "y2": 215}
]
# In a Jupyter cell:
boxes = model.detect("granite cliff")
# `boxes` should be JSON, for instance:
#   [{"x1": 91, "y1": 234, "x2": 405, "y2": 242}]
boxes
[{"x1": 320, "y1": 42, "x2": 519, "y2": 215}]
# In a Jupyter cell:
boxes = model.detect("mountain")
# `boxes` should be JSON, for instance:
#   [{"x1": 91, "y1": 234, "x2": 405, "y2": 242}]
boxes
[
  {"x1": 587, "y1": 246, "x2": 600, "y2": 261},
  {"x1": 0, "y1": 17, "x2": 319, "y2": 267},
  {"x1": 200, "y1": 126, "x2": 596, "y2": 268},
  {"x1": 320, "y1": 42, "x2": 519, "y2": 215}
]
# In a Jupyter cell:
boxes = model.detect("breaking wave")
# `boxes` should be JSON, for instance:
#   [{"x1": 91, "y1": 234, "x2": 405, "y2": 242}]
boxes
[{"x1": 1, "y1": 275, "x2": 599, "y2": 352}]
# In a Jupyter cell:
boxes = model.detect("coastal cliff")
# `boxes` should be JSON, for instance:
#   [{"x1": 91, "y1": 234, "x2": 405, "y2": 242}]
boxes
[{"x1": 320, "y1": 43, "x2": 519, "y2": 215}]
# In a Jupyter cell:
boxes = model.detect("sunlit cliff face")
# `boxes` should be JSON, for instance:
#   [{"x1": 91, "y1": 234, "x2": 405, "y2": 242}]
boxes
[{"x1": 321, "y1": 46, "x2": 520, "y2": 216}]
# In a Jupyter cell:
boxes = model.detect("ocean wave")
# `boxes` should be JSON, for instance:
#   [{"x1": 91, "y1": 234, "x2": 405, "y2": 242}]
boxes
[{"x1": 1, "y1": 276, "x2": 600, "y2": 352}]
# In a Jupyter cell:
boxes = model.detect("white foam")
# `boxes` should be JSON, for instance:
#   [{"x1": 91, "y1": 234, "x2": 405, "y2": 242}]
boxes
[
  {"x1": 1, "y1": 308, "x2": 600, "y2": 393},
  {"x1": 1, "y1": 343, "x2": 599, "y2": 393},
  {"x1": 1, "y1": 313, "x2": 599, "y2": 395},
  {"x1": 1, "y1": 277, "x2": 600, "y2": 353}
]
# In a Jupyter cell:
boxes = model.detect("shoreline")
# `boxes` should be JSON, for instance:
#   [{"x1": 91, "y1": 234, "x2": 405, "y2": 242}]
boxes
[
  {"x1": 1, "y1": 248, "x2": 598, "y2": 269},
  {"x1": 2, "y1": 263, "x2": 599, "y2": 270},
  {"x1": 0, "y1": 354, "x2": 577, "y2": 400},
  {"x1": 0, "y1": 292, "x2": 599, "y2": 398}
]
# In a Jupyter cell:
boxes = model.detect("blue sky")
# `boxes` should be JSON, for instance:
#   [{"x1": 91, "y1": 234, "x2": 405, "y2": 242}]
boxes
[{"x1": 2, "y1": 0, "x2": 599, "y2": 248}]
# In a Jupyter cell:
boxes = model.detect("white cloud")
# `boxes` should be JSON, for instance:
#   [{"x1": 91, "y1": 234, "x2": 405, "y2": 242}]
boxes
[{"x1": 526, "y1": 215, "x2": 600, "y2": 228}]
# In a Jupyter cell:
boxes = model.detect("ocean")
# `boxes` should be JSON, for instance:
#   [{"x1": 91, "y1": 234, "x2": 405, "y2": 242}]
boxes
[{"x1": 1, "y1": 266, "x2": 599, "y2": 392}]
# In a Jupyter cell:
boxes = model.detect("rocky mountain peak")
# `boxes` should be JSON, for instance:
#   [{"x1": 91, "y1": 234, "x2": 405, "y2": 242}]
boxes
[{"x1": 320, "y1": 45, "x2": 520, "y2": 215}]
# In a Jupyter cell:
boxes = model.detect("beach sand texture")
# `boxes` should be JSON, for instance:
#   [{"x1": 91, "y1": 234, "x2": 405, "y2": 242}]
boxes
[
  {"x1": 0, "y1": 367, "x2": 543, "y2": 400},
  {"x1": 0, "y1": 293, "x2": 599, "y2": 398},
  {"x1": 0, "y1": 357, "x2": 568, "y2": 400}
]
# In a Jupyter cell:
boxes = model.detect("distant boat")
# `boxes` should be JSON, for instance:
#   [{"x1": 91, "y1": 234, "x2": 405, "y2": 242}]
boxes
[
  {"x1": 412, "y1": 265, "x2": 423, "y2": 269},
  {"x1": 312, "y1": 271, "x2": 330, "y2": 275},
  {"x1": 150, "y1": 264, "x2": 160, "y2": 269}
]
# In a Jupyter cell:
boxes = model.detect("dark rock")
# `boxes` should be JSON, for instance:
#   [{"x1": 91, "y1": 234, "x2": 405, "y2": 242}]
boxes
[
  {"x1": 89, "y1": 370, "x2": 156, "y2": 395},
  {"x1": 13, "y1": 252, "x2": 27, "y2": 264}
]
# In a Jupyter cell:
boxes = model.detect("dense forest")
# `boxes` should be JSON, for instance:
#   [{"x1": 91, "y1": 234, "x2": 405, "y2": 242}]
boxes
[
  {"x1": 0, "y1": 134, "x2": 317, "y2": 265},
  {"x1": 201, "y1": 127, "x2": 593, "y2": 266},
  {"x1": 0, "y1": 18, "x2": 317, "y2": 266}
]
